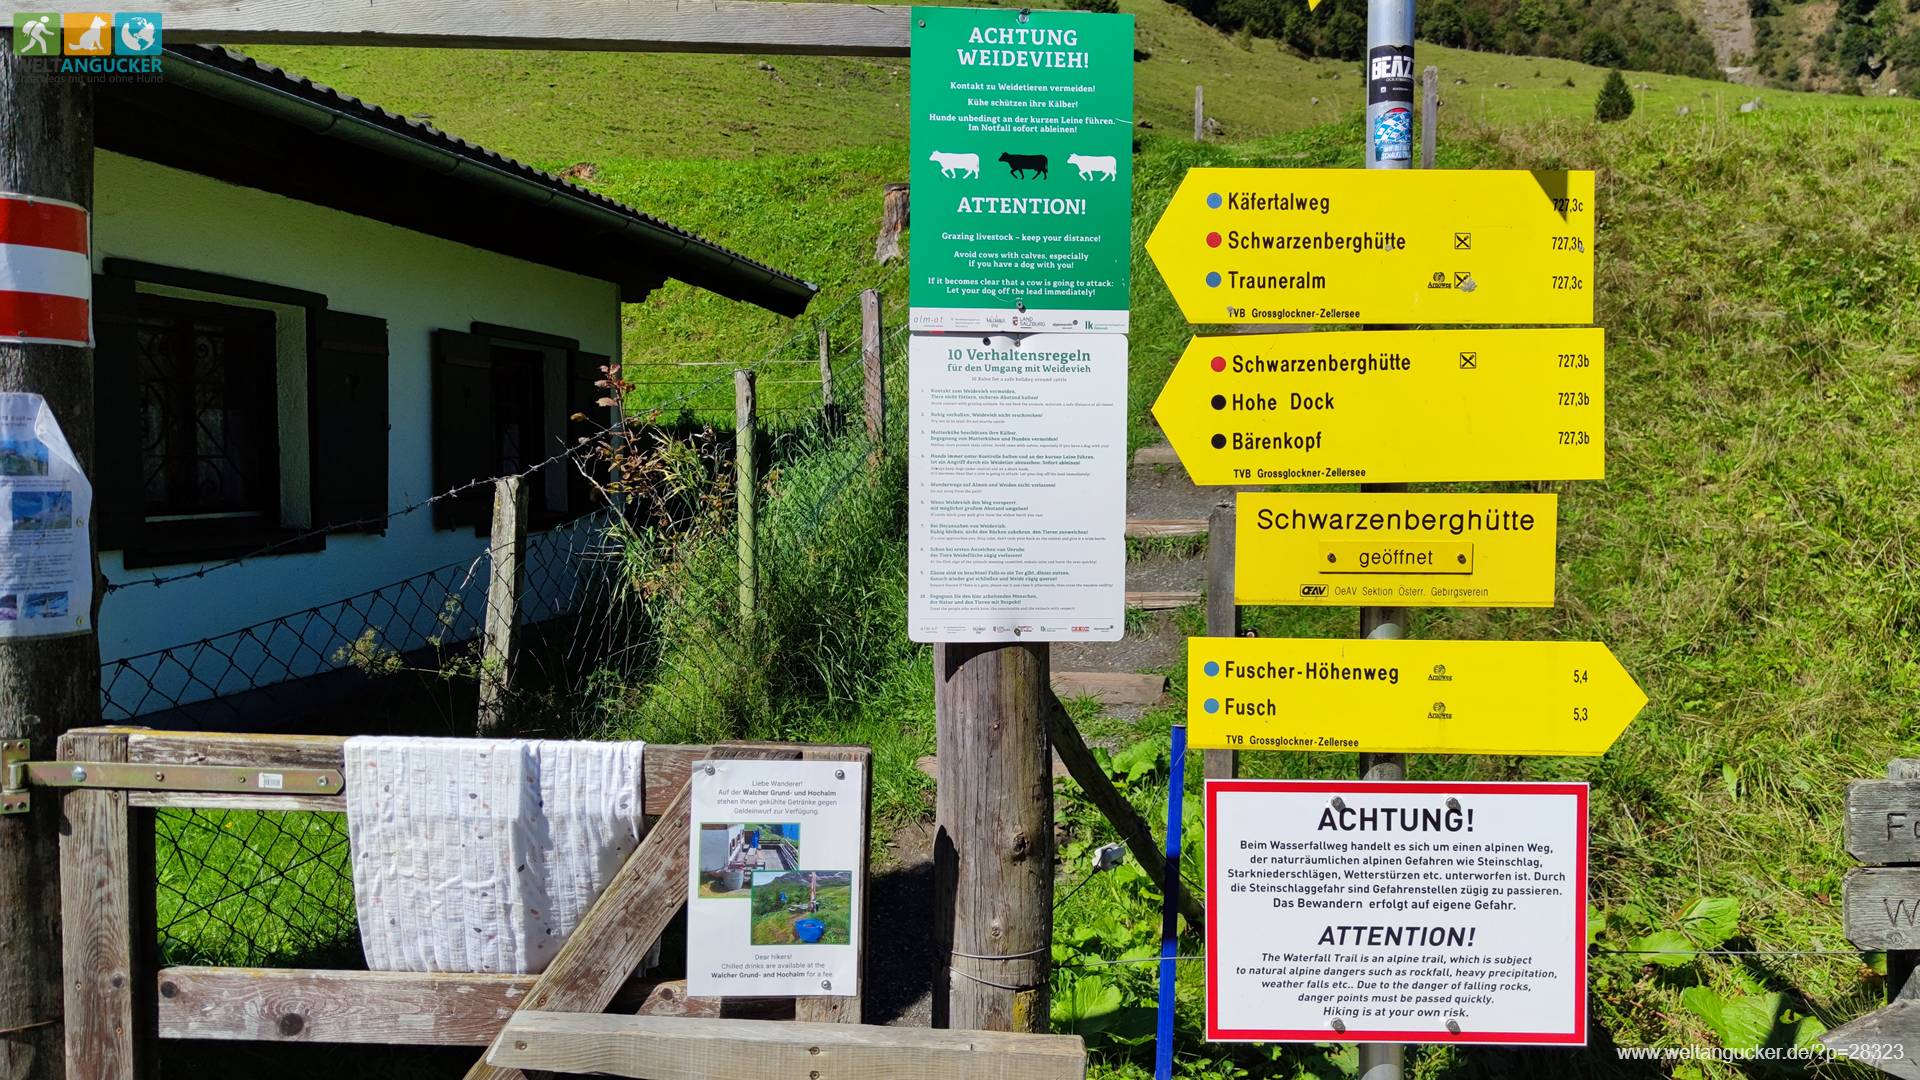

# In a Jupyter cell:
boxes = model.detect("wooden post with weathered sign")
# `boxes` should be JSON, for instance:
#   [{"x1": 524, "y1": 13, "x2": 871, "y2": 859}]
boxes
[
  {"x1": 1825, "y1": 763, "x2": 1920, "y2": 1076},
  {"x1": 0, "y1": 39, "x2": 105, "y2": 1080}
]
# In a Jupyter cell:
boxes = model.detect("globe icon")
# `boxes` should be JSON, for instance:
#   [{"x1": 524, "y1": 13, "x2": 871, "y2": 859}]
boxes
[{"x1": 120, "y1": 17, "x2": 157, "y2": 53}]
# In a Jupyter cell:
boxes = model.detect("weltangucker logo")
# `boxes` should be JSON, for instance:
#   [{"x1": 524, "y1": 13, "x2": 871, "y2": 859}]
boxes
[{"x1": 12, "y1": 12, "x2": 162, "y2": 80}]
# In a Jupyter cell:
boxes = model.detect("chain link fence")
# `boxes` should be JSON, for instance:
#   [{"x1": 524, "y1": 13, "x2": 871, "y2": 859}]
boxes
[{"x1": 141, "y1": 275, "x2": 909, "y2": 975}]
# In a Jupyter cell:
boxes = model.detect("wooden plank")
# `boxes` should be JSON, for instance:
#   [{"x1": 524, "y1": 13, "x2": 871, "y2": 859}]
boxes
[
  {"x1": 155, "y1": 0, "x2": 913, "y2": 56},
  {"x1": 156, "y1": 967, "x2": 537, "y2": 1045},
  {"x1": 1819, "y1": 988, "x2": 1920, "y2": 1079},
  {"x1": 1848, "y1": 781, "x2": 1920, "y2": 866},
  {"x1": 462, "y1": 744, "x2": 802, "y2": 1080},
  {"x1": 478, "y1": 475, "x2": 527, "y2": 736},
  {"x1": 1131, "y1": 444, "x2": 1180, "y2": 467},
  {"x1": 1049, "y1": 671, "x2": 1167, "y2": 707},
  {"x1": 1846, "y1": 868, "x2": 1920, "y2": 950},
  {"x1": 1043, "y1": 692, "x2": 1204, "y2": 934},
  {"x1": 152, "y1": 968, "x2": 776, "y2": 1044},
  {"x1": 129, "y1": 791, "x2": 346, "y2": 813},
  {"x1": 119, "y1": 728, "x2": 709, "y2": 818},
  {"x1": 1125, "y1": 518, "x2": 1205, "y2": 539},
  {"x1": 1127, "y1": 590, "x2": 1201, "y2": 611},
  {"x1": 59, "y1": 730, "x2": 149, "y2": 1077},
  {"x1": 486, "y1": 1012, "x2": 1087, "y2": 1080},
  {"x1": 1204, "y1": 501, "x2": 1240, "y2": 781},
  {"x1": 125, "y1": 729, "x2": 347, "y2": 771},
  {"x1": 796, "y1": 746, "x2": 873, "y2": 1024}
]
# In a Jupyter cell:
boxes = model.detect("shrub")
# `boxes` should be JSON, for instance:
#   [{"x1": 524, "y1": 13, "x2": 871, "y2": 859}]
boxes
[
  {"x1": 1595, "y1": 68, "x2": 1636, "y2": 121},
  {"x1": 1068, "y1": 0, "x2": 1120, "y2": 11}
]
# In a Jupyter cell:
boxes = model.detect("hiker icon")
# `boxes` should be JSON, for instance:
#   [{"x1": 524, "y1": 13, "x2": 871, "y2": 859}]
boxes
[{"x1": 18, "y1": 15, "x2": 53, "y2": 55}]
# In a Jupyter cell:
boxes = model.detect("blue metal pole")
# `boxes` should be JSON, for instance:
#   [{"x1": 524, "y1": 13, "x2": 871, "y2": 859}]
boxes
[{"x1": 1154, "y1": 722, "x2": 1189, "y2": 1080}]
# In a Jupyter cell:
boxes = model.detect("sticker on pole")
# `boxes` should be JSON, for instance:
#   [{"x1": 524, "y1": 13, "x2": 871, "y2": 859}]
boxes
[
  {"x1": 0, "y1": 193, "x2": 90, "y2": 348},
  {"x1": 1205, "y1": 779, "x2": 1588, "y2": 1046}
]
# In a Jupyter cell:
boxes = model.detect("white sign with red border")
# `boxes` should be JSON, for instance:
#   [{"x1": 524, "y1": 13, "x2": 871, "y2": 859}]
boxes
[
  {"x1": 1206, "y1": 779, "x2": 1587, "y2": 1046},
  {"x1": 0, "y1": 193, "x2": 91, "y2": 348}
]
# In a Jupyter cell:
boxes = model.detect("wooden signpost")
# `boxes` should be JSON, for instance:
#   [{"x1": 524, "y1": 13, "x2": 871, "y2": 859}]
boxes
[{"x1": 1824, "y1": 764, "x2": 1920, "y2": 1076}]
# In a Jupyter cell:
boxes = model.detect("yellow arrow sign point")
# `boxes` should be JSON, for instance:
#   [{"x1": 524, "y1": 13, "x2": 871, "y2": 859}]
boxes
[
  {"x1": 1188, "y1": 637, "x2": 1646, "y2": 756},
  {"x1": 1145, "y1": 167, "x2": 1595, "y2": 326},
  {"x1": 1151, "y1": 327, "x2": 1605, "y2": 486}
]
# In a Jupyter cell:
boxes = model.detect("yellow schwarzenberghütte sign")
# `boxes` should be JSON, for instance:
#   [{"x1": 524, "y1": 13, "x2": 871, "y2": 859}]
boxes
[
  {"x1": 1146, "y1": 167, "x2": 1595, "y2": 325},
  {"x1": 1151, "y1": 327, "x2": 1604, "y2": 485},
  {"x1": 1236, "y1": 492, "x2": 1558, "y2": 608}
]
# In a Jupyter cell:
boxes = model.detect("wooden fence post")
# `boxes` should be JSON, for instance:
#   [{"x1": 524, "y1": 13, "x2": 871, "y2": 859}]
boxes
[
  {"x1": 1193, "y1": 84, "x2": 1204, "y2": 141},
  {"x1": 874, "y1": 182, "x2": 909, "y2": 264},
  {"x1": 818, "y1": 325, "x2": 841, "y2": 436},
  {"x1": 57, "y1": 730, "x2": 151, "y2": 1078},
  {"x1": 0, "y1": 39, "x2": 103, "y2": 1080},
  {"x1": 861, "y1": 290, "x2": 884, "y2": 459},
  {"x1": 1203, "y1": 501, "x2": 1240, "y2": 780},
  {"x1": 934, "y1": 642, "x2": 1052, "y2": 1034},
  {"x1": 735, "y1": 369, "x2": 758, "y2": 629},
  {"x1": 477, "y1": 475, "x2": 526, "y2": 737}
]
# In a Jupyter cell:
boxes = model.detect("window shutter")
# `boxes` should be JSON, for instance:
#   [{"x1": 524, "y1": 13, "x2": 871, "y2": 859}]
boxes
[
  {"x1": 432, "y1": 329, "x2": 494, "y2": 530},
  {"x1": 310, "y1": 310, "x2": 390, "y2": 532},
  {"x1": 566, "y1": 351, "x2": 611, "y2": 517},
  {"x1": 91, "y1": 274, "x2": 142, "y2": 550}
]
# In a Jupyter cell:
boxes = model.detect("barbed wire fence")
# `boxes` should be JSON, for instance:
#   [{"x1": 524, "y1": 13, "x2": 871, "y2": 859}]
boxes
[{"x1": 139, "y1": 268, "x2": 911, "y2": 975}]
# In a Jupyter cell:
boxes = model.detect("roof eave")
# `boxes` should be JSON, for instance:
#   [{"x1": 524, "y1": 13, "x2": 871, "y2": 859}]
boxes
[{"x1": 159, "y1": 46, "x2": 818, "y2": 317}]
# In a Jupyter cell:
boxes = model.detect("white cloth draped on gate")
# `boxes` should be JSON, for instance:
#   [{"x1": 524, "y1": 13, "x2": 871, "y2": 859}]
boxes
[{"x1": 343, "y1": 736, "x2": 647, "y2": 974}]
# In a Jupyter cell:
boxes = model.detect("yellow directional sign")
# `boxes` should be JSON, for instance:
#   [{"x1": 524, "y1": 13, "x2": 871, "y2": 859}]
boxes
[
  {"x1": 1146, "y1": 167, "x2": 1595, "y2": 325},
  {"x1": 1152, "y1": 327, "x2": 1604, "y2": 485},
  {"x1": 1187, "y1": 637, "x2": 1645, "y2": 756},
  {"x1": 1237, "y1": 492, "x2": 1558, "y2": 608}
]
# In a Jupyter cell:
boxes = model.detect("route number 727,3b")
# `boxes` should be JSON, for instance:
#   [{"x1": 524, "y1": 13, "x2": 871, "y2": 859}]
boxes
[{"x1": 1558, "y1": 431, "x2": 1592, "y2": 446}]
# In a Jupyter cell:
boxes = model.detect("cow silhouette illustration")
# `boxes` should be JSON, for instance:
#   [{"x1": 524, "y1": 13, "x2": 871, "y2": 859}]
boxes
[
  {"x1": 998, "y1": 152, "x2": 1048, "y2": 179},
  {"x1": 928, "y1": 151, "x2": 979, "y2": 179},
  {"x1": 1066, "y1": 154, "x2": 1117, "y2": 181}
]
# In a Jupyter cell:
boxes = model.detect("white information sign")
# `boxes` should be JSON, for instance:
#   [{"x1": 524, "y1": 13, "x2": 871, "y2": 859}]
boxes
[
  {"x1": 908, "y1": 332, "x2": 1126, "y2": 643},
  {"x1": 1206, "y1": 779, "x2": 1587, "y2": 1046},
  {"x1": 0, "y1": 392, "x2": 91, "y2": 637},
  {"x1": 687, "y1": 758, "x2": 865, "y2": 998}
]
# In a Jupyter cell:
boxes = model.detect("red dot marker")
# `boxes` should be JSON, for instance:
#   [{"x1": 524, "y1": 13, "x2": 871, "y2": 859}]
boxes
[
  {"x1": 1206, "y1": 231, "x2": 1222, "y2": 248},
  {"x1": 1211, "y1": 356, "x2": 1226, "y2": 372}
]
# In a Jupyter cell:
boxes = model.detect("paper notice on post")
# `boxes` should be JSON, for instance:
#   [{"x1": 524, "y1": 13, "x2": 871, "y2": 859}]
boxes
[
  {"x1": 687, "y1": 758, "x2": 865, "y2": 998},
  {"x1": 0, "y1": 393, "x2": 91, "y2": 637},
  {"x1": 908, "y1": 332, "x2": 1127, "y2": 642}
]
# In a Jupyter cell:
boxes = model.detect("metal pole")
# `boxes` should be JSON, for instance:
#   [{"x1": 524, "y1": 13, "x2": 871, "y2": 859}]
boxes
[{"x1": 1360, "y1": 0, "x2": 1413, "y2": 1075}]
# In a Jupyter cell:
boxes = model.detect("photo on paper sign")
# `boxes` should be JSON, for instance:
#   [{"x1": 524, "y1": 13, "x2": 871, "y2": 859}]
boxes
[
  {"x1": 697, "y1": 822, "x2": 800, "y2": 897},
  {"x1": 11, "y1": 490, "x2": 72, "y2": 531},
  {"x1": 0, "y1": 439, "x2": 48, "y2": 477},
  {"x1": 750, "y1": 870, "x2": 852, "y2": 945},
  {"x1": 24, "y1": 591, "x2": 67, "y2": 619}
]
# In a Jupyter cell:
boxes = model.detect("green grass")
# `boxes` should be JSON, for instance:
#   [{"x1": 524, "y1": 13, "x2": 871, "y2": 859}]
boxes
[{"x1": 750, "y1": 876, "x2": 856, "y2": 945}]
